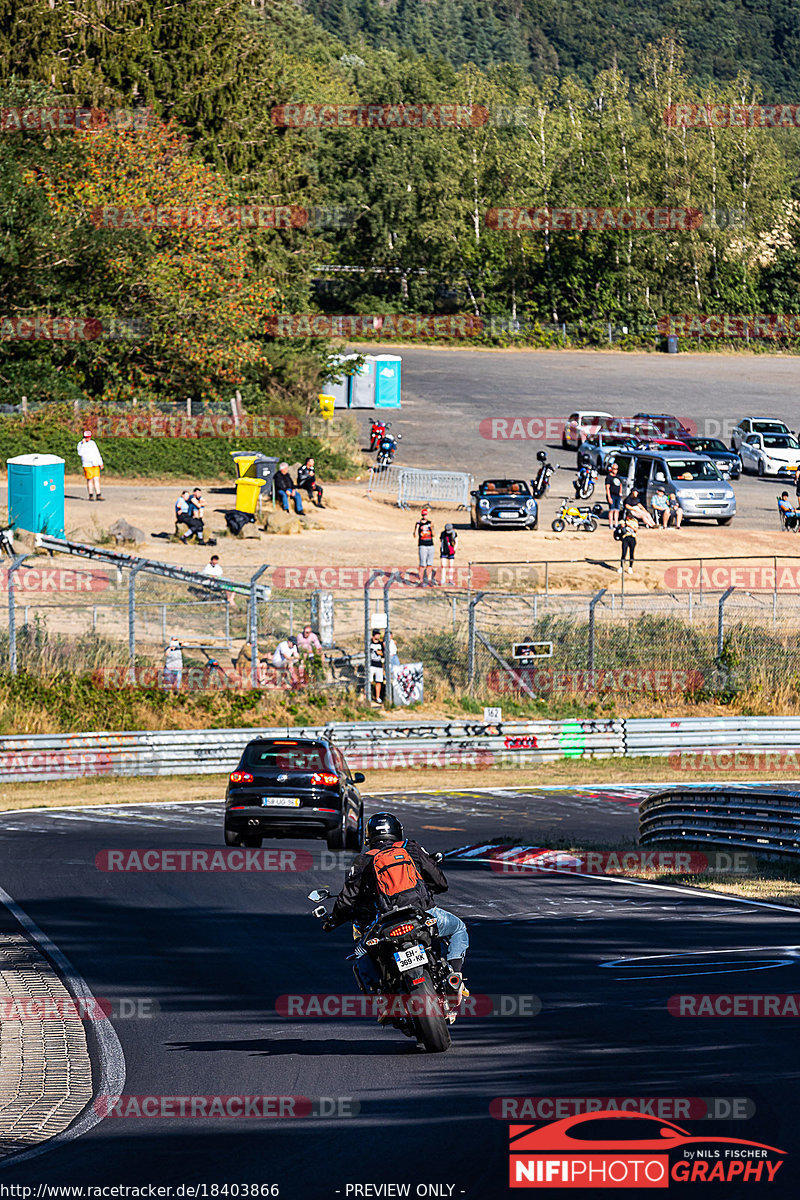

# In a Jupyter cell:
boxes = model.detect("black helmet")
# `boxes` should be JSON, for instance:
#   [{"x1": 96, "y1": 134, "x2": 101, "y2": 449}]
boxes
[
  {"x1": 366, "y1": 812, "x2": 403, "y2": 847},
  {"x1": 536, "y1": 450, "x2": 548, "y2": 463}
]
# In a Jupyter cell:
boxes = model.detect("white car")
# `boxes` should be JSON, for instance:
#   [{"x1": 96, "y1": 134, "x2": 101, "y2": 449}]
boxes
[
  {"x1": 561, "y1": 410, "x2": 613, "y2": 449},
  {"x1": 739, "y1": 432, "x2": 800, "y2": 477},
  {"x1": 730, "y1": 417, "x2": 790, "y2": 451}
]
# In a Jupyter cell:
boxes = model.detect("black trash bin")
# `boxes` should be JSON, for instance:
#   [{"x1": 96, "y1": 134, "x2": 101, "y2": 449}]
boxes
[{"x1": 230, "y1": 452, "x2": 280, "y2": 490}]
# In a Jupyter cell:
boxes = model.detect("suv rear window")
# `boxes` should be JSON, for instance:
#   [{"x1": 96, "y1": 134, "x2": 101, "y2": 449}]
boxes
[{"x1": 243, "y1": 743, "x2": 330, "y2": 771}]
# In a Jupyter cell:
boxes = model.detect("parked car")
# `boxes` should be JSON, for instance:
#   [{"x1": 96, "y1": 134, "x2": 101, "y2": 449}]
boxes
[
  {"x1": 470, "y1": 479, "x2": 538, "y2": 529},
  {"x1": 602, "y1": 417, "x2": 661, "y2": 440},
  {"x1": 634, "y1": 437, "x2": 692, "y2": 453},
  {"x1": 605, "y1": 450, "x2": 736, "y2": 524},
  {"x1": 561, "y1": 410, "x2": 613, "y2": 449},
  {"x1": 632, "y1": 412, "x2": 694, "y2": 437},
  {"x1": 224, "y1": 737, "x2": 365, "y2": 850},
  {"x1": 682, "y1": 436, "x2": 741, "y2": 479},
  {"x1": 730, "y1": 417, "x2": 791, "y2": 451},
  {"x1": 577, "y1": 432, "x2": 641, "y2": 471},
  {"x1": 739, "y1": 432, "x2": 800, "y2": 477}
]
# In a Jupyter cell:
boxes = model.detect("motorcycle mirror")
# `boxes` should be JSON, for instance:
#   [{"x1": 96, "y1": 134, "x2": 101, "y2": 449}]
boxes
[
  {"x1": 308, "y1": 889, "x2": 329, "y2": 902},
  {"x1": 396, "y1": 433, "x2": 402, "y2": 439},
  {"x1": 312, "y1": 905, "x2": 328, "y2": 918}
]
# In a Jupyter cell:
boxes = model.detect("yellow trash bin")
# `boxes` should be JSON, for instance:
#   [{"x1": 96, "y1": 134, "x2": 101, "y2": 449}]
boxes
[
  {"x1": 319, "y1": 393, "x2": 335, "y2": 420},
  {"x1": 235, "y1": 476, "x2": 265, "y2": 515},
  {"x1": 233, "y1": 454, "x2": 258, "y2": 478}
]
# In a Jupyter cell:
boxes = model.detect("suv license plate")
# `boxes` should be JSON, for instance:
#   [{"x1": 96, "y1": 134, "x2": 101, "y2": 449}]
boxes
[
  {"x1": 394, "y1": 945, "x2": 427, "y2": 972},
  {"x1": 263, "y1": 798, "x2": 301, "y2": 807}
]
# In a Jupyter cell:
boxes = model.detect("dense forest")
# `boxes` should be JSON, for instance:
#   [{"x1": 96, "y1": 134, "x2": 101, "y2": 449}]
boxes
[{"x1": 2, "y1": 0, "x2": 800, "y2": 406}]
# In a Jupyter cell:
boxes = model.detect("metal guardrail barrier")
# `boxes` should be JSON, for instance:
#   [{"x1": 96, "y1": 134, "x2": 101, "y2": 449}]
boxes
[
  {"x1": 639, "y1": 788, "x2": 800, "y2": 859},
  {"x1": 367, "y1": 466, "x2": 473, "y2": 509},
  {"x1": 7, "y1": 713, "x2": 800, "y2": 784}
]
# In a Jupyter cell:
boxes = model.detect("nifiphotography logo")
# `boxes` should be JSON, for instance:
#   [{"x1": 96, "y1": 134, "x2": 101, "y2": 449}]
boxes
[{"x1": 508, "y1": 1110, "x2": 786, "y2": 1187}]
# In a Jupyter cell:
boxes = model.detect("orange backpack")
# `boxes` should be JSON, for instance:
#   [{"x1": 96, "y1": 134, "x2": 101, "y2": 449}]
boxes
[{"x1": 368, "y1": 840, "x2": 423, "y2": 909}]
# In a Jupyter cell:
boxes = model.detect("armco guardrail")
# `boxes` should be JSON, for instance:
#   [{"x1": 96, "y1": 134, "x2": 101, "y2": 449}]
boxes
[
  {"x1": 3, "y1": 714, "x2": 800, "y2": 785},
  {"x1": 640, "y1": 788, "x2": 800, "y2": 859}
]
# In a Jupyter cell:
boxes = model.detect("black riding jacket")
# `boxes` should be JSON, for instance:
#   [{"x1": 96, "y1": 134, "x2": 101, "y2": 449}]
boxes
[{"x1": 328, "y1": 839, "x2": 448, "y2": 928}]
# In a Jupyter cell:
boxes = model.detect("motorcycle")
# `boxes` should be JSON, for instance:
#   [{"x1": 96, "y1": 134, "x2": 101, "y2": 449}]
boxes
[
  {"x1": 376, "y1": 430, "x2": 401, "y2": 467},
  {"x1": 308, "y1": 883, "x2": 458, "y2": 1053},
  {"x1": 551, "y1": 500, "x2": 599, "y2": 533},
  {"x1": 573, "y1": 464, "x2": 597, "y2": 500},
  {"x1": 531, "y1": 455, "x2": 555, "y2": 499},
  {"x1": 369, "y1": 418, "x2": 389, "y2": 452}
]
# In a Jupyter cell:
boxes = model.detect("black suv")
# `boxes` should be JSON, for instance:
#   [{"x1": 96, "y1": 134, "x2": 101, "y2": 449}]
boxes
[{"x1": 224, "y1": 737, "x2": 365, "y2": 851}]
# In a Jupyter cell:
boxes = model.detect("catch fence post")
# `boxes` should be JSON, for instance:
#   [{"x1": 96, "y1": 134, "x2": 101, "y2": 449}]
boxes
[
  {"x1": 7, "y1": 555, "x2": 29, "y2": 675},
  {"x1": 467, "y1": 591, "x2": 485, "y2": 688},
  {"x1": 717, "y1": 585, "x2": 735, "y2": 659},
  {"x1": 248, "y1": 564, "x2": 270, "y2": 689},
  {"x1": 128, "y1": 562, "x2": 146, "y2": 683}
]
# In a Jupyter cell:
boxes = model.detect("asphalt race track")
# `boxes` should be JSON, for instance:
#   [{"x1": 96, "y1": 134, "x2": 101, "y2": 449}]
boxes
[{"x1": 0, "y1": 787, "x2": 797, "y2": 1196}]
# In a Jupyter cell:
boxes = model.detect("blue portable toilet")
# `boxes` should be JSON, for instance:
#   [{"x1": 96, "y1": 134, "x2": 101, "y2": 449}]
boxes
[
  {"x1": 7, "y1": 453, "x2": 65, "y2": 537},
  {"x1": 373, "y1": 354, "x2": 401, "y2": 408}
]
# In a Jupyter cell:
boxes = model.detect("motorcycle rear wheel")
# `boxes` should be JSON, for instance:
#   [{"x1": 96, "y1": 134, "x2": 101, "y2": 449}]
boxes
[
  {"x1": 581, "y1": 518, "x2": 599, "y2": 532},
  {"x1": 409, "y1": 973, "x2": 451, "y2": 1053}
]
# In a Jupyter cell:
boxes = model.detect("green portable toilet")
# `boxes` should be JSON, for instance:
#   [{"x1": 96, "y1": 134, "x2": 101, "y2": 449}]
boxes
[{"x1": 7, "y1": 453, "x2": 65, "y2": 536}]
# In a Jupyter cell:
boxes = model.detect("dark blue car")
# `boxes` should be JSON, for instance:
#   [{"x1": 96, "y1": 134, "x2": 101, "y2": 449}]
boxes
[{"x1": 682, "y1": 437, "x2": 741, "y2": 479}]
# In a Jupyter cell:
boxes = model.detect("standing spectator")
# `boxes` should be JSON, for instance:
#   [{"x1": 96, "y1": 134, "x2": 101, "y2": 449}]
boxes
[
  {"x1": 77, "y1": 429, "x2": 104, "y2": 501},
  {"x1": 369, "y1": 629, "x2": 385, "y2": 704},
  {"x1": 414, "y1": 507, "x2": 435, "y2": 587},
  {"x1": 163, "y1": 636, "x2": 183, "y2": 690},
  {"x1": 274, "y1": 463, "x2": 305, "y2": 514},
  {"x1": 667, "y1": 492, "x2": 684, "y2": 529},
  {"x1": 650, "y1": 486, "x2": 669, "y2": 528},
  {"x1": 616, "y1": 514, "x2": 638, "y2": 574},
  {"x1": 439, "y1": 522, "x2": 457, "y2": 582},
  {"x1": 272, "y1": 635, "x2": 301, "y2": 686},
  {"x1": 297, "y1": 457, "x2": 324, "y2": 508},
  {"x1": 605, "y1": 462, "x2": 622, "y2": 529}
]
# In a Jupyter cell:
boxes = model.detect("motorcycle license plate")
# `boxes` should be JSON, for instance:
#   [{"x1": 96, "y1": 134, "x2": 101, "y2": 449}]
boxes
[
  {"x1": 262, "y1": 797, "x2": 301, "y2": 807},
  {"x1": 394, "y1": 945, "x2": 427, "y2": 972}
]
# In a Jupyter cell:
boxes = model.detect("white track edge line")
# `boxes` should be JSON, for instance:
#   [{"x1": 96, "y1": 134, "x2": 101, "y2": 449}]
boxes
[{"x1": 0, "y1": 884, "x2": 126, "y2": 1169}]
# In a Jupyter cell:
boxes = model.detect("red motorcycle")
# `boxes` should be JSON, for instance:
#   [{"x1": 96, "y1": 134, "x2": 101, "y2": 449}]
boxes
[{"x1": 369, "y1": 419, "x2": 389, "y2": 451}]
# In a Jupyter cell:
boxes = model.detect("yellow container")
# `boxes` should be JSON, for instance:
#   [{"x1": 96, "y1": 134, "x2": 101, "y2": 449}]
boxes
[
  {"x1": 235, "y1": 476, "x2": 266, "y2": 514},
  {"x1": 318, "y1": 393, "x2": 335, "y2": 420},
  {"x1": 233, "y1": 454, "x2": 258, "y2": 478}
]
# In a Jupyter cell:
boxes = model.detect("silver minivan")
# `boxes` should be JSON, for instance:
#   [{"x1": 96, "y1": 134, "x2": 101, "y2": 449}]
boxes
[{"x1": 606, "y1": 450, "x2": 736, "y2": 524}]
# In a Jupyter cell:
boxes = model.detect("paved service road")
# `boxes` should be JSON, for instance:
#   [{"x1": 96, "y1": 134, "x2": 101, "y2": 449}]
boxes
[
  {"x1": 0, "y1": 790, "x2": 796, "y2": 1194},
  {"x1": 356, "y1": 346, "x2": 800, "y2": 530}
]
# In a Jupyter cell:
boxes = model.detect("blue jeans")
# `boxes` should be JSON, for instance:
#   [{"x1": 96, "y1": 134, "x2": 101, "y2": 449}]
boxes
[
  {"x1": 354, "y1": 907, "x2": 468, "y2": 989},
  {"x1": 279, "y1": 490, "x2": 304, "y2": 514}
]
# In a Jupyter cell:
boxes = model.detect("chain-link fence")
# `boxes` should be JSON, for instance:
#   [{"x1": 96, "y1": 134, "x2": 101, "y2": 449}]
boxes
[{"x1": 4, "y1": 552, "x2": 800, "y2": 702}]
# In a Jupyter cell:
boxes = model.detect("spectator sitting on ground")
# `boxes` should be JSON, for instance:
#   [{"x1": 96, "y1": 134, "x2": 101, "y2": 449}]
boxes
[
  {"x1": 779, "y1": 491, "x2": 799, "y2": 531},
  {"x1": 175, "y1": 490, "x2": 191, "y2": 533},
  {"x1": 180, "y1": 487, "x2": 212, "y2": 545},
  {"x1": 272, "y1": 635, "x2": 301, "y2": 686},
  {"x1": 622, "y1": 489, "x2": 656, "y2": 527},
  {"x1": 296, "y1": 457, "x2": 324, "y2": 508},
  {"x1": 650, "y1": 486, "x2": 670, "y2": 528},
  {"x1": 274, "y1": 463, "x2": 305, "y2": 514}
]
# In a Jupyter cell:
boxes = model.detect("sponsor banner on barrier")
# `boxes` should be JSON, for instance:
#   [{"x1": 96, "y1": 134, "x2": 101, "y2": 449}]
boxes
[
  {"x1": 665, "y1": 103, "x2": 800, "y2": 128},
  {"x1": 487, "y1": 667, "x2": 706, "y2": 696},
  {"x1": 275, "y1": 993, "x2": 540, "y2": 1018},
  {"x1": 265, "y1": 314, "x2": 482, "y2": 338},
  {"x1": 271, "y1": 103, "x2": 489, "y2": 128},
  {"x1": 658, "y1": 314, "x2": 800, "y2": 338},
  {"x1": 0, "y1": 567, "x2": 111, "y2": 593},
  {"x1": 271, "y1": 565, "x2": 478, "y2": 589},
  {"x1": 669, "y1": 994, "x2": 800, "y2": 1017},
  {"x1": 94, "y1": 1095, "x2": 358, "y2": 1118},
  {"x1": 492, "y1": 1097, "x2": 755, "y2": 1121},
  {"x1": 485, "y1": 207, "x2": 703, "y2": 232},
  {"x1": 669, "y1": 748, "x2": 800, "y2": 771},
  {"x1": 0, "y1": 107, "x2": 152, "y2": 133}
]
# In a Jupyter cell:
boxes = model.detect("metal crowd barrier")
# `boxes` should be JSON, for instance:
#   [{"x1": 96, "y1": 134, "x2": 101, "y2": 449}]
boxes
[
  {"x1": 640, "y1": 787, "x2": 800, "y2": 859},
  {"x1": 367, "y1": 466, "x2": 474, "y2": 509}
]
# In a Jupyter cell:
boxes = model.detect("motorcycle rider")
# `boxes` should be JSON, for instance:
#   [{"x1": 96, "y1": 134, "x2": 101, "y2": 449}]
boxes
[{"x1": 323, "y1": 812, "x2": 469, "y2": 1000}]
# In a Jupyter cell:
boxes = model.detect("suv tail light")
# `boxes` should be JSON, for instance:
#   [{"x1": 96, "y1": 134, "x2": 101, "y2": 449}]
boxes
[
  {"x1": 229, "y1": 772, "x2": 254, "y2": 784},
  {"x1": 311, "y1": 773, "x2": 339, "y2": 787},
  {"x1": 389, "y1": 923, "x2": 414, "y2": 937}
]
